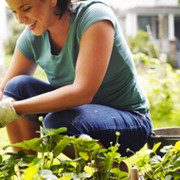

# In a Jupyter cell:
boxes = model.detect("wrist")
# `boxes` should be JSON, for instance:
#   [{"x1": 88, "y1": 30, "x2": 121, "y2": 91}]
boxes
[{"x1": 12, "y1": 101, "x2": 22, "y2": 116}]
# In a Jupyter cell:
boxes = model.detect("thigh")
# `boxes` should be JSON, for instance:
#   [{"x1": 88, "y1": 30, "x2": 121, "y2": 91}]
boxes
[
  {"x1": 3, "y1": 75, "x2": 55, "y2": 100},
  {"x1": 44, "y1": 104, "x2": 152, "y2": 156}
]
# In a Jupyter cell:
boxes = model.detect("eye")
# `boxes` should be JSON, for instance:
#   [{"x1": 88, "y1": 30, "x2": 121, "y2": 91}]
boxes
[
  {"x1": 9, "y1": 8, "x2": 16, "y2": 14},
  {"x1": 23, "y1": 7, "x2": 32, "y2": 12}
]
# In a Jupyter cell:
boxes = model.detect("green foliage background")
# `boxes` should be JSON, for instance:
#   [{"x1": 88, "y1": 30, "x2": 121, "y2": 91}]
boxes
[{"x1": 134, "y1": 53, "x2": 180, "y2": 128}]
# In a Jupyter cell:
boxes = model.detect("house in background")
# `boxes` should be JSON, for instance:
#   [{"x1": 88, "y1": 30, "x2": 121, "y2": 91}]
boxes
[{"x1": 110, "y1": 0, "x2": 180, "y2": 67}]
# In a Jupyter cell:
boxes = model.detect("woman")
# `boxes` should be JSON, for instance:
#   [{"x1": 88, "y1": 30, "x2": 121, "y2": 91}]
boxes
[{"x1": 0, "y1": 0, "x2": 152, "y2": 159}]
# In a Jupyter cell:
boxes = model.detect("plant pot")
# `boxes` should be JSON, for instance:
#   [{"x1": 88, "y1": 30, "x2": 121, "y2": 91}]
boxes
[{"x1": 147, "y1": 127, "x2": 180, "y2": 156}]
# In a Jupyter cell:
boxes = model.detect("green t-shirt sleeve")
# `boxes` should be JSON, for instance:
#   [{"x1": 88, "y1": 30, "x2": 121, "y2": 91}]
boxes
[
  {"x1": 76, "y1": 2, "x2": 117, "y2": 40},
  {"x1": 16, "y1": 28, "x2": 35, "y2": 61}
]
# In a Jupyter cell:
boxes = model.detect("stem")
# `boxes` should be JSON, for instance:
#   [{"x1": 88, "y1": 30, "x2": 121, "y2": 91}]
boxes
[{"x1": 72, "y1": 139, "x2": 80, "y2": 174}]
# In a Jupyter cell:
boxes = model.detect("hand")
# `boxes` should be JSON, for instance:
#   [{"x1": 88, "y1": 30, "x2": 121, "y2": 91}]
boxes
[{"x1": 0, "y1": 98, "x2": 20, "y2": 128}]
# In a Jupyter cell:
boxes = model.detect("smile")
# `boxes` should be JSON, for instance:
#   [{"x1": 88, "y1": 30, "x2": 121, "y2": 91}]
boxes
[{"x1": 28, "y1": 21, "x2": 37, "y2": 30}]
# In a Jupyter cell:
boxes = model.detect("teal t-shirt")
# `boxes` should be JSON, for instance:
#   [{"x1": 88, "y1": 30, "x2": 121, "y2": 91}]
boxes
[{"x1": 17, "y1": 0, "x2": 149, "y2": 112}]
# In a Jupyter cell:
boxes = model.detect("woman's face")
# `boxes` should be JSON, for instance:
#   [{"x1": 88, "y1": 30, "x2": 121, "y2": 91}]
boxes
[{"x1": 6, "y1": 0, "x2": 57, "y2": 36}]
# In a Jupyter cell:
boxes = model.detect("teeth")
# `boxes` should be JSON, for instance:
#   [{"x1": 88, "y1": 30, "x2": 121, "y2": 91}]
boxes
[{"x1": 28, "y1": 21, "x2": 36, "y2": 27}]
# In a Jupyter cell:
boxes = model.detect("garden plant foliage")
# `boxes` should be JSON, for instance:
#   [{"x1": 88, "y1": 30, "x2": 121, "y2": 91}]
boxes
[
  {"x1": 128, "y1": 30, "x2": 180, "y2": 128},
  {"x1": 0, "y1": 118, "x2": 128, "y2": 180},
  {"x1": 135, "y1": 141, "x2": 180, "y2": 179},
  {"x1": 133, "y1": 52, "x2": 180, "y2": 128}
]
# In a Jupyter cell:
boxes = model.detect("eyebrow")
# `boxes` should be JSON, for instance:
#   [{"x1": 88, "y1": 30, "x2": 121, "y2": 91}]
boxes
[{"x1": 19, "y1": 3, "x2": 31, "y2": 9}]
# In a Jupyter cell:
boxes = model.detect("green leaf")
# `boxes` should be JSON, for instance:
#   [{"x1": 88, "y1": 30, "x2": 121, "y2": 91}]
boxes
[
  {"x1": 153, "y1": 165, "x2": 163, "y2": 174},
  {"x1": 18, "y1": 161, "x2": 30, "y2": 167},
  {"x1": 111, "y1": 168, "x2": 128, "y2": 178},
  {"x1": 174, "y1": 175, "x2": 180, "y2": 180},
  {"x1": 152, "y1": 142, "x2": 161, "y2": 154},
  {"x1": 23, "y1": 165, "x2": 39, "y2": 180},
  {"x1": 79, "y1": 152, "x2": 89, "y2": 161},
  {"x1": 149, "y1": 155, "x2": 162, "y2": 165},
  {"x1": 108, "y1": 146, "x2": 119, "y2": 152},
  {"x1": 0, "y1": 155, "x2": 3, "y2": 163},
  {"x1": 107, "y1": 152, "x2": 120, "y2": 159},
  {"x1": 162, "y1": 150, "x2": 170, "y2": 165},
  {"x1": 3, "y1": 137, "x2": 43, "y2": 152},
  {"x1": 59, "y1": 173, "x2": 73, "y2": 180},
  {"x1": 91, "y1": 143, "x2": 101, "y2": 157},
  {"x1": 43, "y1": 127, "x2": 67, "y2": 136},
  {"x1": 53, "y1": 136, "x2": 71, "y2": 158}
]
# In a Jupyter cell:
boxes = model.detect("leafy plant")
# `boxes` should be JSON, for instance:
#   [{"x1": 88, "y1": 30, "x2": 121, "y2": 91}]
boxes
[
  {"x1": 135, "y1": 141, "x2": 180, "y2": 179},
  {"x1": 127, "y1": 30, "x2": 158, "y2": 58},
  {"x1": 0, "y1": 118, "x2": 128, "y2": 180},
  {"x1": 133, "y1": 51, "x2": 180, "y2": 128}
]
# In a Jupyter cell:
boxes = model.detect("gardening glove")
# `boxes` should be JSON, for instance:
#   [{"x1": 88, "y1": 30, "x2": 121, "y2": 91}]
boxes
[{"x1": 0, "y1": 98, "x2": 20, "y2": 128}]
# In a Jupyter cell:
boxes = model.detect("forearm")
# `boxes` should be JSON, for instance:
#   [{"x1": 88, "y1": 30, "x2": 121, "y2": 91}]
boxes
[{"x1": 13, "y1": 84, "x2": 92, "y2": 115}]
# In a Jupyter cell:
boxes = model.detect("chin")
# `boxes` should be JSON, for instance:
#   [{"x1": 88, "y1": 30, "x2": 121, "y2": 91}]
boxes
[{"x1": 31, "y1": 30, "x2": 46, "y2": 36}]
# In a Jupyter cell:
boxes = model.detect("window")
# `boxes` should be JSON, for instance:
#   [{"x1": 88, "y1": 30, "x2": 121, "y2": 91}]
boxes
[{"x1": 138, "y1": 16, "x2": 152, "y2": 31}]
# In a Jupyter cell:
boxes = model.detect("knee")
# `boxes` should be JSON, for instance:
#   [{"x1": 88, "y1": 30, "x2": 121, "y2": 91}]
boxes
[
  {"x1": 4, "y1": 75, "x2": 31, "y2": 99},
  {"x1": 43, "y1": 112, "x2": 80, "y2": 134},
  {"x1": 5, "y1": 75, "x2": 29, "y2": 91},
  {"x1": 43, "y1": 113, "x2": 61, "y2": 129}
]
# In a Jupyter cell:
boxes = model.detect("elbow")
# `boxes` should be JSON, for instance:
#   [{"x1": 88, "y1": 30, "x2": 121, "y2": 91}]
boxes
[
  {"x1": 85, "y1": 95, "x2": 94, "y2": 104},
  {"x1": 80, "y1": 92, "x2": 94, "y2": 105},
  {"x1": 82, "y1": 94, "x2": 94, "y2": 105},
  {"x1": 72, "y1": 83, "x2": 96, "y2": 105}
]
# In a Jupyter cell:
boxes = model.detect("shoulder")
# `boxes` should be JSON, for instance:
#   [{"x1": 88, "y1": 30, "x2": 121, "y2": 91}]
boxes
[
  {"x1": 75, "y1": 1, "x2": 116, "y2": 21},
  {"x1": 73, "y1": 1, "x2": 117, "y2": 39}
]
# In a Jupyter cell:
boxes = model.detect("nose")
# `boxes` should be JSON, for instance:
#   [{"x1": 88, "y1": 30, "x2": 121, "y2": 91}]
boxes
[{"x1": 15, "y1": 12, "x2": 28, "y2": 24}]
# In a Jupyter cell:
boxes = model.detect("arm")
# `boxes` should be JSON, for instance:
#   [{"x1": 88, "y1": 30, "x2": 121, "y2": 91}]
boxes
[
  {"x1": 13, "y1": 20, "x2": 115, "y2": 115},
  {"x1": 0, "y1": 46, "x2": 37, "y2": 100}
]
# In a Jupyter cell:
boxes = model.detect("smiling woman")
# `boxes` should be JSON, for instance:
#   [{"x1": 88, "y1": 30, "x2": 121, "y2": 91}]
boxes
[
  {"x1": 6, "y1": 0, "x2": 57, "y2": 35},
  {"x1": 0, "y1": 0, "x2": 152, "y2": 168}
]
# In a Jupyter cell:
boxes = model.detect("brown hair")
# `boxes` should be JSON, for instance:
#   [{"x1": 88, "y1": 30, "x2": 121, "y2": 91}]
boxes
[{"x1": 55, "y1": 0, "x2": 76, "y2": 19}]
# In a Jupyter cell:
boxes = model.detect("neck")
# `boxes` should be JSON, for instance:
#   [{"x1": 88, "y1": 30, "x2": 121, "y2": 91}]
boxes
[
  {"x1": 48, "y1": 12, "x2": 71, "y2": 55},
  {"x1": 48, "y1": 11, "x2": 70, "y2": 37}
]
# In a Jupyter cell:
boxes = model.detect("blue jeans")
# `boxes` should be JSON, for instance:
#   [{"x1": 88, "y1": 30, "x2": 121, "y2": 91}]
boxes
[{"x1": 4, "y1": 75, "x2": 152, "y2": 156}]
